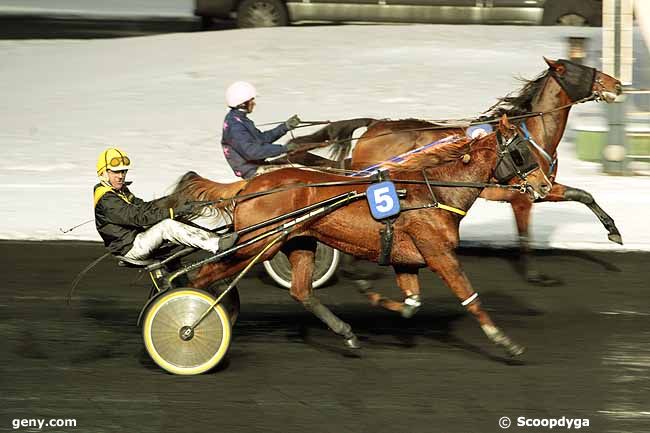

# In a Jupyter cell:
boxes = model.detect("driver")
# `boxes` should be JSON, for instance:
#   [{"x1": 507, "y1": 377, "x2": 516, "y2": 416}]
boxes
[
  {"x1": 221, "y1": 81, "x2": 301, "y2": 179},
  {"x1": 93, "y1": 147, "x2": 229, "y2": 260}
]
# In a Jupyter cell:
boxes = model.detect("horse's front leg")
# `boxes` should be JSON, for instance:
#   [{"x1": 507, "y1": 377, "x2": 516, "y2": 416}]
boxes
[
  {"x1": 288, "y1": 241, "x2": 360, "y2": 349},
  {"x1": 418, "y1": 245, "x2": 525, "y2": 357},
  {"x1": 539, "y1": 182, "x2": 622, "y2": 245}
]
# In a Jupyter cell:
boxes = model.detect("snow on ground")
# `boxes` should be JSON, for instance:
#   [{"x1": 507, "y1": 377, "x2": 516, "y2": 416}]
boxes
[{"x1": 1, "y1": 24, "x2": 648, "y2": 250}]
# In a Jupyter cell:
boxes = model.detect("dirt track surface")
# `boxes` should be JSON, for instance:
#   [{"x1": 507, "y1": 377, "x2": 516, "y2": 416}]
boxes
[{"x1": 1, "y1": 240, "x2": 649, "y2": 433}]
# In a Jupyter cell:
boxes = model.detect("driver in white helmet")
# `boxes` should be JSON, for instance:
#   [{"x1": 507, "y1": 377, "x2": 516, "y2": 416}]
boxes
[
  {"x1": 93, "y1": 147, "x2": 231, "y2": 260},
  {"x1": 221, "y1": 81, "x2": 301, "y2": 179}
]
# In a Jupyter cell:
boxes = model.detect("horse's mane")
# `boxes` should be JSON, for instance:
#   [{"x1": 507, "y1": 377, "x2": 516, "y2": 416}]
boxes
[
  {"x1": 382, "y1": 135, "x2": 474, "y2": 172},
  {"x1": 481, "y1": 69, "x2": 550, "y2": 119}
]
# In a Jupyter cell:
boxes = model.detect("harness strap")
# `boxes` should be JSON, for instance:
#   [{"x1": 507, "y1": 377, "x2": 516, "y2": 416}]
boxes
[
  {"x1": 519, "y1": 121, "x2": 556, "y2": 170},
  {"x1": 200, "y1": 178, "x2": 511, "y2": 209},
  {"x1": 378, "y1": 219, "x2": 395, "y2": 266},
  {"x1": 437, "y1": 203, "x2": 467, "y2": 216},
  {"x1": 401, "y1": 202, "x2": 467, "y2": 216},
  {"x1": 418, "y1": 168, "x2": 467, "y2": 217}
]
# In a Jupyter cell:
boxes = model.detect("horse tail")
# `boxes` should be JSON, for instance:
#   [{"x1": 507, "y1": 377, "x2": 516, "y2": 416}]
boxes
[
  {"x1": 330, "y1": 117, "x2": 377, "y2": 161},
  {"x1": 325, "y1": 118, "x2": 376, "y2": 161},
  {"x1": 288, "y1": 118, "x2": 376, "y2": 162},
  {"x1": 161, "y1": 171, "x2": 248, "y2": 219}
]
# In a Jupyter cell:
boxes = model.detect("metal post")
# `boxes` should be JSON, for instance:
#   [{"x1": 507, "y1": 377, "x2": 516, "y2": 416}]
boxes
[
  {"x1": 602, "y1": 0, "x2": 634, "y2": 174},
  {"x1": 567, "y1": 37, "x2": 587, "y2": 65}
]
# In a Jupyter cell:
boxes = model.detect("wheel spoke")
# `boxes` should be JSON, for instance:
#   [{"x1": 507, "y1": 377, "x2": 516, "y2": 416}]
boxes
[{"x1": 145, "y1": 290, "x2": 230, "y2": 373}]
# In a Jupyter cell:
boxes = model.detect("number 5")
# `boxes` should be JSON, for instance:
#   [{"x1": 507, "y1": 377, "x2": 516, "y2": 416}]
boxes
[{"x1": 373, "y1": 187, "x2": 394, "y2": 212}]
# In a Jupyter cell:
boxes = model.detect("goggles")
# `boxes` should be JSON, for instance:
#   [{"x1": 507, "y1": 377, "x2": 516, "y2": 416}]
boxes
[{"x1": 105, "y1": 155, "x2": 130, "y2": 171}]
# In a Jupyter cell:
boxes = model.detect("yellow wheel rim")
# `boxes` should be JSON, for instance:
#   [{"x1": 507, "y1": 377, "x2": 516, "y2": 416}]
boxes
[{"x1": 142, "y1": 289, "x2": 231, "y2": 375}]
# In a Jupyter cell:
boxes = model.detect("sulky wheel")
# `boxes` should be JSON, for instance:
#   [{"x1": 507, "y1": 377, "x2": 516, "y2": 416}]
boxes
[
  {"x1": 263, "y1": 243, "x2": 340, "y2": 290},
  {"x1": 142, "y1": 288, "x2": 231, "y2": 375}
]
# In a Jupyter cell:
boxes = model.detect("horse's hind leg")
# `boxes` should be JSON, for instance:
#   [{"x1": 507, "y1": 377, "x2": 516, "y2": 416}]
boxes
[
  {"x1": 422, "y1": 248, "x2": 525, "y2": 357},
  {"x1": 357, "y1": 285, "x2": 405, "y2": 314},
  {"x1": 288, "y1": 241, "x2": 360, "y2": 349},
  {"x1": 510, "y1": 195, "x2": 559, "y2": 286},
  {"x1": 395, "y1": 267, "x2": 422, "y2": 318},
  {"x1": 339, "y1": 254, "x2": 402, "y2": 312},
  {"x1": 361, "y1": 266, "x2": 422, "y2": 318},
  {"x1": 343, "y1": 259, "x2": 418, "y2": 317}
]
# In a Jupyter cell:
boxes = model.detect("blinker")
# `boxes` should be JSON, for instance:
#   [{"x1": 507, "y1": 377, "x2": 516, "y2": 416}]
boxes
[{"x1": 494, "y1": 133, "x2": 539, "y2": 184}]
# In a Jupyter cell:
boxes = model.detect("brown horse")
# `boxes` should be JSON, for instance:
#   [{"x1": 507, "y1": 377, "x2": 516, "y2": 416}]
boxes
[
  {"x1": 166, "y1": 116, "x2": 551, "y2": 357},
  {"x1": 291, "y1": 58, "x2": 623, "y2": 285}
]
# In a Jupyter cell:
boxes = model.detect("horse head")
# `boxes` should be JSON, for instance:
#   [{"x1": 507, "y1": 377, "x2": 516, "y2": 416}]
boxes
[
  {"x1": 495, "y1": 114, "x2": 551, "y2": 200},
  {"x1": 544, "y1": 57, "x2": 622, "y2": 103}
]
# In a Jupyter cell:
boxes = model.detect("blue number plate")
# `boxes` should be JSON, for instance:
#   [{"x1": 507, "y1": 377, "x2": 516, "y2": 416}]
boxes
[{"x1": 366, "y1": 181, "x2": 401, "y2": 220}]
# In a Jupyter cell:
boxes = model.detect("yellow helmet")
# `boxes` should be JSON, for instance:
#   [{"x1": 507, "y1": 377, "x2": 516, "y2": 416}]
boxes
[{"x1": 96, "y1": 147, "x2": 131, "y2": 175}]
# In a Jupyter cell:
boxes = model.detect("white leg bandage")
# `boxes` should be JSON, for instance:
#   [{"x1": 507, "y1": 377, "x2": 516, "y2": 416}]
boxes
[{"x1": 461, "y1": 292, "x2": 479, "y2": 306}]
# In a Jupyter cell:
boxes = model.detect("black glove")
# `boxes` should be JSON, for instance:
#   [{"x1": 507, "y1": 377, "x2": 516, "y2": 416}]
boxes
[
  {"x1": 173, "y1": 201, "x2": 199, "y2": 218},
  {"x1": 285, "y1": 114, "x2": 301, "y2": 130}
]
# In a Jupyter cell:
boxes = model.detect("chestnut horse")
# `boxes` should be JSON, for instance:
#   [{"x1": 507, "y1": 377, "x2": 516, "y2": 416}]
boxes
[
  {"x1": 290, "y1": 58, "x2": 622, "y2": 284},
  {"x1": 166, "y1": 116, "x2": 551, "y2": 356}
]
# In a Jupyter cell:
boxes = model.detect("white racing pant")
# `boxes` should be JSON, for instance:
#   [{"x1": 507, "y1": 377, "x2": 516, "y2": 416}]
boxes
[
  {"x1": 190, "y1": 205, "x2": 232, "y2": 231},
  {"x1": 124, "y1": 219, "x2": 221, "y2": 260}
]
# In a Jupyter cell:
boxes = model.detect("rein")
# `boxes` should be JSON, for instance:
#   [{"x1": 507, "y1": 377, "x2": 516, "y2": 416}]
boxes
[
  {"x1": 201, "y1": 129, "x2": 531, "y2": 207},
  {"x1": 257, "y1": 120, "x2": 331, "y2": 128},
  {"x1": 195, "y1": 176, "x2": 517, "y2": 209},
  {"x1": 203, "y1": 123, "x2": 535, "y2": 208},
  {"x1": 282, "y1": 94, "x2": 597, "y2": 152}
]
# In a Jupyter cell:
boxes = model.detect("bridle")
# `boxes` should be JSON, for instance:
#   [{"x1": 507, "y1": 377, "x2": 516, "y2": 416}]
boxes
[
  {"x1": 547, "y1": 60, "x2": 597, "y2": 103},
  {"x1": 519, "y1": 59, "x2": 601, "y2": 180},
  {"x1": 493, "y1": 129, "x2": 540, "y2": 185}
]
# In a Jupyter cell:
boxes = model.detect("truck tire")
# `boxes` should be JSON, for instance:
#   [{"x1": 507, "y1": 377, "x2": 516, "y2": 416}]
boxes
[{"x1": 237, "y1": 0, "x2": 288, "y2": 28}]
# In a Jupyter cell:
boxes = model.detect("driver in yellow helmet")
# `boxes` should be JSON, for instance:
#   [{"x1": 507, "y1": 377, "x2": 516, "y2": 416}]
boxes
[{"x1": 93, "y1": 147, "x2": 229, "y2": 260}]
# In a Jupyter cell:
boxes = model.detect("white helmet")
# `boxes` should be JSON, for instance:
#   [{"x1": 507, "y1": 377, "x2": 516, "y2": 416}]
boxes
[{"x1": 226, "y1": 81, "x2": 256, "y2": 108}]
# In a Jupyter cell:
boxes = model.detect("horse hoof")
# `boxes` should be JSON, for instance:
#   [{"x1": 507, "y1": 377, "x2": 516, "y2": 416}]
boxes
[
  {"x1": 401, "y1": 305, "x2": 419, "y2": 319},
  {"x1": 354, "y1": 279, "x2": 372, "y2": 293},
  {"x1": 345, "y1": 335, "x2": 361, "y2": 349},
  {"x1": 401, "y1": 295, "x2": 422, "y2": 318},
  {"x1": 526, "y1": 272, "x2": 561, "y2": 287},
  {"x1": 608, "y1": 233, "x2": 623, "y2": 245}
]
